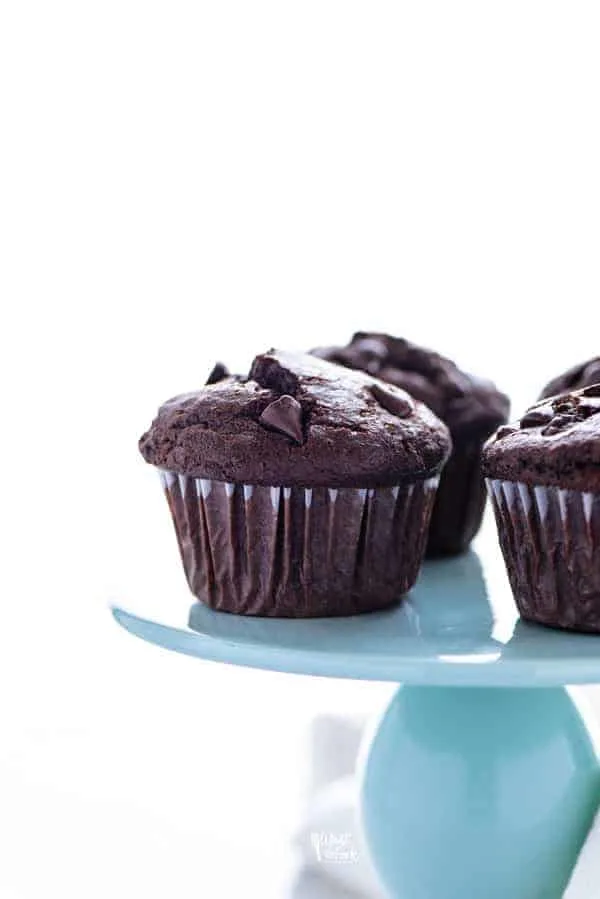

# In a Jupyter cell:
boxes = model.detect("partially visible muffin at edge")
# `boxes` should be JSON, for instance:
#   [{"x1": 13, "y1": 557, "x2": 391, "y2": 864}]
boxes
[
  {"x1": 312, "y1": 332, "x2": 510, "y2": 556},
  {"x1": 140, "y1": 349, "x2": 452, "y2": 617},
  {"x1": 483, "y1": 385, "x2": 600, "y2": 632}
]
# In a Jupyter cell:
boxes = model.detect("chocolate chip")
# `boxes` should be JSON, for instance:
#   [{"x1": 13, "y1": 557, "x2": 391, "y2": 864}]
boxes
[
  {"x1": 553, "y1": 399, "x2": 577, "y2": 413},
  {"x1": 542, "y1": 413, "x2": 578, "y2": 436},
  {"x1": 250, "y1": 355, "x2": 300, "y2": 396},
  {"x1": 520, "y1": 407, "x2": 553, "y2": 428},
  {"x1": 370, "y1": 382, "x2": 414, "y2": 418},
  {"x1": 579, "y1": 399, "x2": 600, "y2": 417},
  {"x1": 259, "y1": 395, "x2": 304, "y2": 443},
  {"x1": 206, "y1": 362, "x2": 229, "y2": 385},
  {"x1": 495, "y1": 425, "x2": 518, "y2": 440},
  {"x1": 582, "y1": 383, "x2": 600, "y2": 397}
]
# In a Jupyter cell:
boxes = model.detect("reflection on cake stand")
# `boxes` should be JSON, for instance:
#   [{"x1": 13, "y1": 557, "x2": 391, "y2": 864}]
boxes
[{"x1": 112, "y1": 539, "x2": 600, "y2": 899}]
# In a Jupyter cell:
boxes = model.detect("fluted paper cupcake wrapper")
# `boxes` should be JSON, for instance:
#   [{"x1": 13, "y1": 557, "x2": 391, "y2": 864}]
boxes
[
  {"x1": 427, "y1": 437, "x2": 488, "y2": 557},
  {"x1": 159, "y1": 472, "x2": 439, "y2": 617},
  {"x1": 487, "y1": 479, "x2": 600, "y2": 632}
]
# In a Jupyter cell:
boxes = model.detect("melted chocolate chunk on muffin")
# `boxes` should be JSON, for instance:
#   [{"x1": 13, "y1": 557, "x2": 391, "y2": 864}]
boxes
[
  {"x1": 484, "y1": 386, "x2": 600, "y2": 492},
  {"x1": 205, "y1": 362, "x2": 230, "y2": 385},
  {"x1": 140, "y1": 349, "x2": 451, "y2": 488},
  {"x1": 312, "y1": 332, "x2": 510, "y2": 555},
  {"x1": 540, "y1": 357, "x2": 600, "y2": 400}
]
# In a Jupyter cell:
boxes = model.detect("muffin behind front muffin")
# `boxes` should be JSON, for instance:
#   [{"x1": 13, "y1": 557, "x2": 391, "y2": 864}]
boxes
[
  {"x1": 312, "y1": 332, "x2": 510, "y2": 556},
  {"x1": 139, "y1": 350, "x2": 451, "y2": 617}
]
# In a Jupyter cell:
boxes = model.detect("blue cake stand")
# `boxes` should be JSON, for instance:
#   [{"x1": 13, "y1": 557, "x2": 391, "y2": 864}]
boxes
[{"x1": 112, "y1": 531, "x2": 600, "y2": 899}]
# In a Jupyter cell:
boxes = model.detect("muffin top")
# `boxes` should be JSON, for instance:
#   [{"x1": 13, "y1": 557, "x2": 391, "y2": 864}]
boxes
[
  {"x1": 482, "y1": 385, "x2": 600, "y2": 491},
  {"x1": 139, "y1": 349, "x2": 452, "y2": 487},
  {"x1": 311, "y1": 332, "x2": 509, "y2": 438},
  {"x1": 540, "y1": 356, "x2": 600, "y2": 400}
]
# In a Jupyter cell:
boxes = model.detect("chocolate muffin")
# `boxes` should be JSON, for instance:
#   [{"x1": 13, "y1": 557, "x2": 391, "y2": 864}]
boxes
[
  {"x1": 139, "y1": 350, "x2": 451, "y2": 617},
  {"x1": 483, "y1": 385, "x2": 600, "y2": 632},
  {"x1": 540, "y1": 356, "x2": 600, "y2": 400},
  {"x1": 312, "y1": 333, "x2": 510, "y2": 556}
]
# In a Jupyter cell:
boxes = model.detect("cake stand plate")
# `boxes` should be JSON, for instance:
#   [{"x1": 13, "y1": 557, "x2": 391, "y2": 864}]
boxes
[
  {"x1": 112, "y1": 533, "x2": 600, "y2": 899},
  {"x1": 113, "y1": 543, "x2": 600, "y2": 688}
]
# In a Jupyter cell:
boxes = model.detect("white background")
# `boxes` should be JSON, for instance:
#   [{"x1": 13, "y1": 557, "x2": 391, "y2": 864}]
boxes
[{"x1": 1, "y1": 1, "x2": 600, "y2": 896}]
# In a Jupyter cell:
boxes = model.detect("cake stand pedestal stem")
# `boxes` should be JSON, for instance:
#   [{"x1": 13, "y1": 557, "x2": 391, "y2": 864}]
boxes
[{"x1": 360, "y1": 686, "x2": 600, "y2": 899}]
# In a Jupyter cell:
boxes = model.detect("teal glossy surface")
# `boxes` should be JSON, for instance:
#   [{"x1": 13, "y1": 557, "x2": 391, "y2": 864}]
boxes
[
  {"x1": 360, "y1": 686, "x2": 600, "y2": 899},
  {"x1": 112, "y1": 533, "x2": 600, "y2": 686}
]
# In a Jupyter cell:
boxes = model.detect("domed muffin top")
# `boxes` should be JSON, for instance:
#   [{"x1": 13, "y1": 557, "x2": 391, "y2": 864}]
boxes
[
  {"x1": 311, "y1": 332, "x2": 509, "y2": 437},
  {"x1": 540, "y1": 356, "x2": 600, "y2": 400},
  {"x1": 482, "y1": 385, "x2": 600, "y2": 491},
  {"x1": 139, "y1": 349, "x2": 452, "y2": 487}
]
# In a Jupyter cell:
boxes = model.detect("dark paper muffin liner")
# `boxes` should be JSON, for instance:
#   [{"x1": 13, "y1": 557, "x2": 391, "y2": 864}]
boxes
[
  {"x1": 426, "y1": 438, "x2": 487, "y2": 557},
  {"x1": 487, "y1": 479, "x2": 600, "y2": 632},
  {"x1": 159, "y1": 471, "x2": 439, "y2": 617}
]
